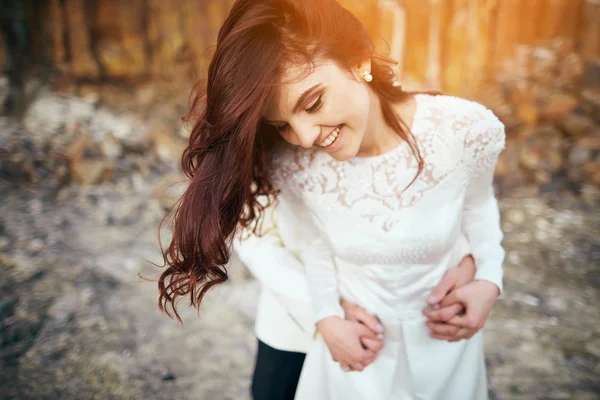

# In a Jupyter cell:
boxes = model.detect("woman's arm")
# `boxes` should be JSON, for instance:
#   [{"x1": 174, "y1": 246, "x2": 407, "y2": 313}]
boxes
[
  {"x1": 294, "y1": 197, "x2": 381, "y2": 371},
  {"x1": 425, "y1": 105, "x2": 506, "y2": 341}
]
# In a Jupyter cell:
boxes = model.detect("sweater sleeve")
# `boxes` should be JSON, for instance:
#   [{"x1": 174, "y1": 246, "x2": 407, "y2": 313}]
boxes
[{"x1": 232, "y1": 197, "x2": 309, "y2": 302}]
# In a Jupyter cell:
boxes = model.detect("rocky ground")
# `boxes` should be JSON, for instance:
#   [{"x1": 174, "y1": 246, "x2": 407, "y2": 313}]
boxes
[{"x1": 0, "y1": 90, "x2": 599, "y2": 400}]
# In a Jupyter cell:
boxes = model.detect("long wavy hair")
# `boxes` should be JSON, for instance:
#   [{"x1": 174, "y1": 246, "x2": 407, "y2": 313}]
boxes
[{"x1": 158, "y1": 0, "x2": 423, "y2": 323}]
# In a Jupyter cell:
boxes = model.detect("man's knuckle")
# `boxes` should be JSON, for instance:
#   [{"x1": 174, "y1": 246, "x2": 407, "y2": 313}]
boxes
[{"x1": 467, "y1": 319, "x2": 478, "y2": 329}]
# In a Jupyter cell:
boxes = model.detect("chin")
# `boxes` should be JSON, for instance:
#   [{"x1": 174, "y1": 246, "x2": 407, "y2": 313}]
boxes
[{"x1": 330, "y1": 146, "x2": 358, "y2": 162}]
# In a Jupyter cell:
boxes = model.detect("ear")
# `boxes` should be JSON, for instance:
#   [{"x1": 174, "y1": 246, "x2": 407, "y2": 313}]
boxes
[{"x1": 352, "y1": 58, "x2": 372, "y2": 82}]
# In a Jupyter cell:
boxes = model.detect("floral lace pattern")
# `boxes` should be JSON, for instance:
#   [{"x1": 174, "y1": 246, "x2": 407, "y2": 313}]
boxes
[{"x1": 271, "y1": 94, "x2": 505, "y2": 232}]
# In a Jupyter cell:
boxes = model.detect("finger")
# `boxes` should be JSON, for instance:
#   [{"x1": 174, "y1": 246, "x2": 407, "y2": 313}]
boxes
[
  {"x1": 361, "y1": 350, "x2": 375, "y2": 362},
  {"x1": 447, "y1": 314, "x2": 479, "y2": 330},
  {"x1": 356, "y1": 323, "x2": 382, "y2": 340},
  {"x1": 360, "y1": 337, "x2": 384, "y2": 353},
  {"x1": 439, "y1": 289, "x2": 461, "y2": 308},
  {"x1": 423, "y1": 303, "x2": 464, "y2": 322},
  {"x1": 456, "y1": 328, "x2": 471, "y2": 338},
  {"x1": 425, "y1": 321, "x2": 461, "y2": 336},
  {"x1": 354, "y1": 309, "x2": 384, "y2": 335},
  {"x1": 427, "y1": 272, "x2": 457, "y2": 305},
  {"x1": 450, "y1": 328, "x2": 477, "y2": 342},
  {"x1": 430, "y1": 333, "x2": 461, "y2": 341},
  {"x1": 351, "y1": 362, "x2": 364, "y2": 372}
]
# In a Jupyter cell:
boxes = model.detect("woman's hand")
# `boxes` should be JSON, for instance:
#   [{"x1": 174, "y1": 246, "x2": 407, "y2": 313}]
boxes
[
  {"x1": 341, "y1": 299, "x2": 385, "y2": 358},
  {"x1": 316, "y1": 316, "x2": 380, "y2": 372},
  {"x1": 424, "y1": 280, "x2": 499, "y2": 342}
]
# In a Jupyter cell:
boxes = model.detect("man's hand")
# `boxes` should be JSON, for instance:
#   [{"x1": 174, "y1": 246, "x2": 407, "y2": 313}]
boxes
[
  {"x1": 424, "y1": 280, "x2": 499, "y2": 341},
  {"x1": 423, "y1": 254, "x2": 476, "y2": 341}
]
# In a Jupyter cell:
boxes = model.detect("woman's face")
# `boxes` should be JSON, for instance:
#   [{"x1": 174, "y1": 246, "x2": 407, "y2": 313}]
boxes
[{"x1": 263, "y1": 59, "x2": 373, "y2": 161}]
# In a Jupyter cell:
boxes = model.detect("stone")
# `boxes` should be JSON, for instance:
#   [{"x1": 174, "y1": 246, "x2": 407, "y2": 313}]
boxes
[
  {"x1": 581, "y1": 89, "x2": 600, "y2": 113},
  {"x1": 0, "y1": 236, "x2": 10, "y2": 251},
  {"x1": 575, "y1": 136, "x2": 600, "y2": 151},
  {"x1": 178, "y1": 124, "x2": 191, "y2": 139},
  {"x1": 506, "y1": 209, "x2": 525, "y2": 225},
  {"x1": 99, "y1": 134, "x2": 123, "y2": 160},
  {"x1": 148, "y1": 123, "x2": 186, "y2": 162},
  {"x1": 46, "y1": 286, "x2": 79, "y2": 325},
  {"x1": 28, "y1": 239, "x2": 45, "y2": 254},
  {"x1": 0, "y1": 75, "x2": 8, "y2": 110},
  {"x1": 519, "y1": 146, "x2": 541, "y2": 172},
  {"x1": 515, "y1": 293, "x2": 541, "y2": 307},
  {"x1": 530, "y1": 46, "x2": 558, "y2": 83},
  {"x1": 540, "y1": 93, "x2": 578, "y2": 121},
  {"x1": 67, "y1": 136, "x2": 113, "y2": 185},
  {"x1": 0, "y1": 253, "x2": 16, "y2": 269},
  {"x1": 585, "y1": 338, "x2": 600, "y2": 358},
  {"x1": 557, "y1": 53, "x2": 585, "y2": 86},
  {"x1": 569, "y1": 145, "x2": 592, "y2": 167},
  {"x1": 558, "y1": 113, "x2": 596, "y2": 137}
]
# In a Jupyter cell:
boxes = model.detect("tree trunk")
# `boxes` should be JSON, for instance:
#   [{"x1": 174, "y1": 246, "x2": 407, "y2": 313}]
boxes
[
  {"x1": 2, "y1": 0, "x2": 596, "y2": 97},
  {"x1": 0, "y1": 0, "x2": 29, "y2": 118}
]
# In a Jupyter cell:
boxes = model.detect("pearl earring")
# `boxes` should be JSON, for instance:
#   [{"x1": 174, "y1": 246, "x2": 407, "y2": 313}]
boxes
[{"x1": 362, "y1": 71, "x2": 373, "y2": 83}]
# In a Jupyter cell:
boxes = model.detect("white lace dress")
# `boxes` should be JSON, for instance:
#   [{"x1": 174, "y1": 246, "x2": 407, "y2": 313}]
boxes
[{"x1": 270, "y1": 95, "x2": 506, "y2": 400}]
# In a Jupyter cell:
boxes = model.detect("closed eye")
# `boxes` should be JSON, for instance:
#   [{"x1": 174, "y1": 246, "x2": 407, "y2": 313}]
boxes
[{"x1": 306, "y1": 94, "x2": 324, "y2": 114}]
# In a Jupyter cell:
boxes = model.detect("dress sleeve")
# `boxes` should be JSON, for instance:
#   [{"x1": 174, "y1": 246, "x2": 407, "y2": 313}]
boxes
[
  {"x1": 269, "y1": 148, "x2": 345, "y2": 326},
  {"x1": 297, "y1": 205, "x2": 346, "y2": 325},
  {"x1": 460, "y1": 106, "x2": 506, "y2": 293}
]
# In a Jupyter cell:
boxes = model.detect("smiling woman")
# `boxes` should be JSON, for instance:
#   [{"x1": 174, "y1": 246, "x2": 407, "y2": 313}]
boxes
[
  {"x1": 158, "y1": 1, "x2": 505, "y2": 399},
  {"x1": 262, "y1": 59, "x2": 417, "y2": 160},
  {"x1": 158, "y1": 0, "x2": 422, "y2": 325}
]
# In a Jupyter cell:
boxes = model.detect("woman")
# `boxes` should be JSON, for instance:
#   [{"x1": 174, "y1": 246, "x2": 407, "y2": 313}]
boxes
[
  {"x1": 158, "y1": 0, "x2": 505, "y2": 399},
  {"x1": 233, "y1": 195, "x2": 478, "y2": 399}
]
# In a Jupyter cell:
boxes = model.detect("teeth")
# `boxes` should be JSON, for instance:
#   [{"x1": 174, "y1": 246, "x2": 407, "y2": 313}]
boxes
[{"x1": 319, "y1": 126, "x2": 341, "y2": 147}]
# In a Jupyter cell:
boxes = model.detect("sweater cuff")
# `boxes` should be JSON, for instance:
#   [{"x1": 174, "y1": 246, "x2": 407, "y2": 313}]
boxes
[{"x1": 312, "y1": 303, "x2": 345, "y2": 326}]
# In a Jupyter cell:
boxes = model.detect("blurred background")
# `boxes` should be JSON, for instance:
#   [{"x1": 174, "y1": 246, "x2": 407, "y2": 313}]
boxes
[{"x1": 0, "y1": 0, "x2": 598, "y2": 399}]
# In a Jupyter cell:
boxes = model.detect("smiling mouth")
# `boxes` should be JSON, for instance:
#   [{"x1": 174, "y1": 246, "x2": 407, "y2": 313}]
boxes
[{"x1": 317, "y1": 125, "x2": 341, "y2": 148}]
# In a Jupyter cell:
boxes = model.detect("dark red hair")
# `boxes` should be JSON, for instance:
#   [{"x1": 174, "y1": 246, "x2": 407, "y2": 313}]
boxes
[{"x1": 158, "y1": 0, "x2": 422, "y2": 323}]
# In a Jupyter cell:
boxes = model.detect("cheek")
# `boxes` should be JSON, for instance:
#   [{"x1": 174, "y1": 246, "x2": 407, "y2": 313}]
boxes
[{"x1": 329, "y1": 87, "x2": 370, "y2": 126}]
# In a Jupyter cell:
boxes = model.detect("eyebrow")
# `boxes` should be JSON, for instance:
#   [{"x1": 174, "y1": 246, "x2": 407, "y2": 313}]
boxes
[
  {"x1": 263, "y1": 83, "x2": 323, "y2": 124},
  {"x1": 292, "y1": 83, "x2": 323, "y2": 113}
]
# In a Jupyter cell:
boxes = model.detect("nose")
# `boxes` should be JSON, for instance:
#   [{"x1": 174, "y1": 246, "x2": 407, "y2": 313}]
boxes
[{"x1": 291, "y1": 121, "x2": 320, "y2": 149}]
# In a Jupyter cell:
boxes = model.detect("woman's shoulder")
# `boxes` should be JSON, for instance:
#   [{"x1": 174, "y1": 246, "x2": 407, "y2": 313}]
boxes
[
  {"x1": 416, "y1": 93, "x2": 505, "y2": 154},
  {"x1": 416, "y1": 93, "x2": 497, "y2": 121}
]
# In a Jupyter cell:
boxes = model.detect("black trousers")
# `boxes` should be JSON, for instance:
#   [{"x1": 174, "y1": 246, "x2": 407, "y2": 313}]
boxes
[{"x1": 251, "y1": 340, "x2": 306, "y2": 400}]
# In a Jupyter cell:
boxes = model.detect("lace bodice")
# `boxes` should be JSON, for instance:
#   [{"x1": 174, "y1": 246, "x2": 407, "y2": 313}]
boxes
[
  {"x1": 267, "y1": 94, "x2": 506, "y2": 324},
  {"x1": 271, "y1": 95, "x2": 504, "y2": 231}
]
